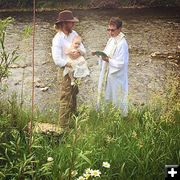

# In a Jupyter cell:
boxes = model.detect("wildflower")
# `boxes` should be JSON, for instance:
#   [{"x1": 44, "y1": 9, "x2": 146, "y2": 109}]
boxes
[
  {"x1": 77, "y1": 176, "x2": 85, "y2": 180},
  {"x1": 85, "y1": 168, "x2": 92, "y2": 174},
  {"x1": 90, "y1": 169, "x2": 101, "y2": 177},
  {"x1": 47, "y1": 157, "x2": 53, "y2": 162},
  {"x1": 106, "y1": 135, "x2": 116, "y2": 143},
  {"x1": 102, "y1": 162, "x2": 110, "y2": 168},
  {"x1": 83, "y1": 173, "x2": 90, "y2": 179},
  {"x1": 132, "y1": 131, "x2": 137, "y2": 138},
  {"x1": 71, "y1": 170, "x2": 78, "y2": 177}
]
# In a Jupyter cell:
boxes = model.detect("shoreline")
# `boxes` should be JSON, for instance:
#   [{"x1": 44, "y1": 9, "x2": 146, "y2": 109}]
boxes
[{"x1": 0, "y1": 5, "x2": 180, "y2": 13}]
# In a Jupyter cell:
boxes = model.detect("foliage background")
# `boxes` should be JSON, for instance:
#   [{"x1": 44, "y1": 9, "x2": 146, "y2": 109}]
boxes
[{"x1": 0, "y1": 0, "x2": 180, "y2": 9}]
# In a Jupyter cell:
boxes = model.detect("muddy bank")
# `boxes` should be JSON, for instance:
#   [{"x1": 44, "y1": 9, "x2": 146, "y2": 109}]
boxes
[{"x1": 0, "y1": 8, "x2": 180, "y2": 112}]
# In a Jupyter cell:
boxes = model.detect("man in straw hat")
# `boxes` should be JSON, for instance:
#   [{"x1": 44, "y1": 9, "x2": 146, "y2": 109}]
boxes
[{"x1": 52, "y1": 10, "x2": 86, "y2": 130}]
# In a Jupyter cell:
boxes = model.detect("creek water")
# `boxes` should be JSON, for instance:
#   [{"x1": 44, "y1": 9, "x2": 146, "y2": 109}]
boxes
[{"x1": 0, "y1": 7, "x2": 179, "y2": 111}]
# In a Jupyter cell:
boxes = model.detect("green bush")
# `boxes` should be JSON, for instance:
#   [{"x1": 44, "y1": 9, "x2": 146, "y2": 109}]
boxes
[
  {"x1": 0, "y1": 17, "x2": 19, "y2": 83},
  {"x1": 0, "y1": 0, "x2": 179, "y2": 8},
  {"x1": 0, "y1": 0, "x2": 32, "y2": 8}
]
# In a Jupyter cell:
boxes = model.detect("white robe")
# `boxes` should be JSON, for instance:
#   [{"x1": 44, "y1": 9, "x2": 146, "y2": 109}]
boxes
[{"x1": 97, "y1": 32, "x2": 129, "y2": 116}]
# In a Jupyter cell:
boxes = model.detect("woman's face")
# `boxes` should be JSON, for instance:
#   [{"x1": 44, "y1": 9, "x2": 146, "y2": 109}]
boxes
[{"x1": 107, "y1": 24, "x2": 121, "y2": 37}]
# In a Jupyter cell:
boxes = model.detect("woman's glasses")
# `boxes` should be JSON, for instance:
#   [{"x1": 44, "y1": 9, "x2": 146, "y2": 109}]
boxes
[{"x1": 107, "y1": 28, "x2": 117, "y2": 32}]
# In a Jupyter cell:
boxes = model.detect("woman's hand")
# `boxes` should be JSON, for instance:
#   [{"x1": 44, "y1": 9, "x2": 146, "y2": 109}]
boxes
[
  {"x1": 101, "y1": 56, "x2": 109, "y2": 62},
  {"x1": 91, "y1": 52, "x2": 96, "y2": 56},
  {"x1": 92, "y1": 52, "x2": 109, "y2": 62}
]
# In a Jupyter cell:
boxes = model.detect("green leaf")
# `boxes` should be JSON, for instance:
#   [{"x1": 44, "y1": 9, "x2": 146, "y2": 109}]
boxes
[
  {"x1": 0, "y1": 171, "x2": 5, "y2": 177},
  {"x1": 120, "y1": 162, "x2": 125, "y2": 174},
  {"x1": 78, "y1": 152, "x2": 92, "y2": 165}
]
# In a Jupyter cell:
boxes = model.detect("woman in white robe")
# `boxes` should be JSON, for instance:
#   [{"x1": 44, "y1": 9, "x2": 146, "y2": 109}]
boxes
[{"x1": 97, "y1": 17, "x2": 129, "y2": 116}]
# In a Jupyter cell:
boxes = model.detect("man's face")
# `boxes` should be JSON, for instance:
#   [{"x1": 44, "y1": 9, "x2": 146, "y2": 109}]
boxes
[
  {"x1": 64, "y1": 21, "x2": 75, "y2": 33},
  {"x1": 107, "y1": 24, "x2": 121, "y2": 37}
]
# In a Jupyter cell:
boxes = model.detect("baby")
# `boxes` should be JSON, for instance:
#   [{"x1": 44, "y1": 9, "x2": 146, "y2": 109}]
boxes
[{"x1": 63, "y1": 36, "x2": 90, "y2": 85}]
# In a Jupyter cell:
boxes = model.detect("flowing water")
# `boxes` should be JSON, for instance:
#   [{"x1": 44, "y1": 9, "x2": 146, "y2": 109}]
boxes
[{"x1": 0, "y1": 8, "x2": 179, "y2": 111}]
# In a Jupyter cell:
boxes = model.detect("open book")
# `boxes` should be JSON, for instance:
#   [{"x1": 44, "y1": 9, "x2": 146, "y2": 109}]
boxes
[{"x1": 92, "y1": 51, "x2": 108, "y2": 57}]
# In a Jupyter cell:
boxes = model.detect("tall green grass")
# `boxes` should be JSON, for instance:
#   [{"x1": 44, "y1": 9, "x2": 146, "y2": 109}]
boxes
[{"x1": 0, "y1": 90, "x2": 179, "y2": 179}]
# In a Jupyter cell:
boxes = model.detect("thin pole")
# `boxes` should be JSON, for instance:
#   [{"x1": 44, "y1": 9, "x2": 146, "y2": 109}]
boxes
[{"x1": 29, "y1": 0, "x2": 36, "y2": 151}]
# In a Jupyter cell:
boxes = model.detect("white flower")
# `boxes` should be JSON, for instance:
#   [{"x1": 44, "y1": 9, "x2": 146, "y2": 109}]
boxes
[
  {"x1": 83, "y1": 173, "x2": 90, "y2": 179},
  {"x1": 90, "y1": 169, "x2": 101, "y2": 177},
  {"x1": 102, "y1": 162, "x2": 110, "y2": 168},
  {"x1": 77, "y1": 176, "x2": 85, "y2": 180},
  {"x1": 85, "y1": 168, "x2": 92, "y2": 174},
  {"x1": 71, "y1": 170, "x2": 78, "y2": 177},
  {"x1": 47, "y1": 157, "x2": 53, "y2": 162}
]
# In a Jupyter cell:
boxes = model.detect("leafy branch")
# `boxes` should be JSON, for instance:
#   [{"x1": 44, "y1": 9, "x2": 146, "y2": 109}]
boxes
[{"x1": 0, "y1": 17, "x2": 19, "y2": 83}]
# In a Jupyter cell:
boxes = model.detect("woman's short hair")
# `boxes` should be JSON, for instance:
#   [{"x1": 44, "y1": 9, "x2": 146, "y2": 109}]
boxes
[{"x1": 109, "y1": 17, "x2": 122, "y2": 28}]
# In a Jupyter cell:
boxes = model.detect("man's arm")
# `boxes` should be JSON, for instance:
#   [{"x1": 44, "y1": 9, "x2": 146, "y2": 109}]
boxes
[{"x1": 51, "y1": 37, "x2": 68, "y2": 67}]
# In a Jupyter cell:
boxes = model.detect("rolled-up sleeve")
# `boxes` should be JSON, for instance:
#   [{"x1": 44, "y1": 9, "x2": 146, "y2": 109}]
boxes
[{"x1": 52, "y1": 37, "x2": 67, "y2": 68}]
